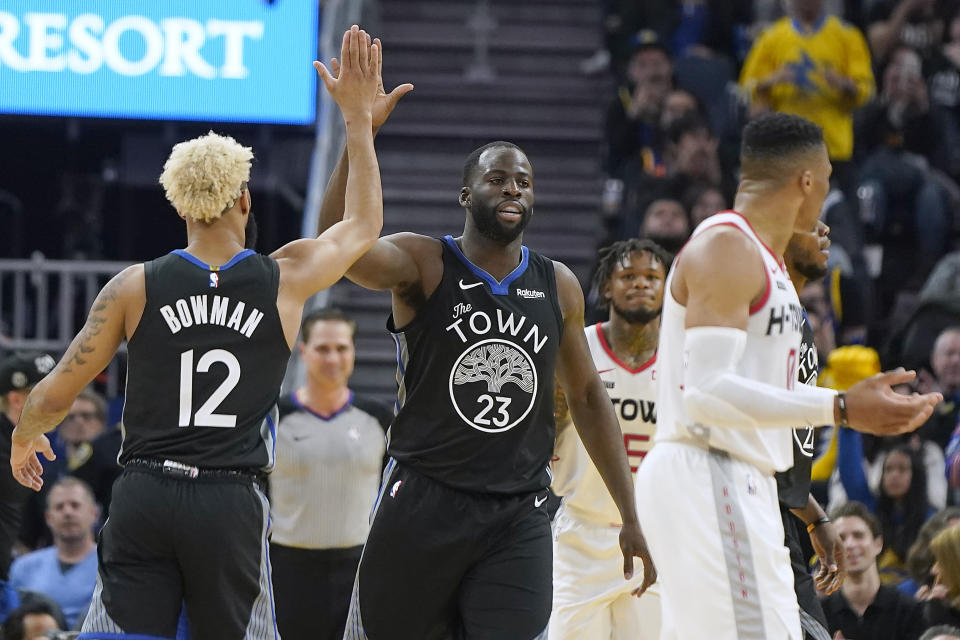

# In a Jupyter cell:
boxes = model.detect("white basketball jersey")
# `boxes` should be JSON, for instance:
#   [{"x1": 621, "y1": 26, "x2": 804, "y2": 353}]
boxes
[
  {"x1": 654, "y1": 211, "x2": 803, "y2": 474},
  {"x1": 553, "y1": 323, "x2": 658, "y2": 525}
]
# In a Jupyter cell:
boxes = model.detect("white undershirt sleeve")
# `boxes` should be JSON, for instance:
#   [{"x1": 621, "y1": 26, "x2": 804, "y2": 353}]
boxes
[{"x1": 682, "y1": 326, "x2": 837, "y2": 430}]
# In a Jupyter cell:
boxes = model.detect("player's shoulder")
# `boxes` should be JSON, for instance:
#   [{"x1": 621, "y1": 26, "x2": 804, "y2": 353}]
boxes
[
  {"x1": 550, "y1": 259, "x2": 580, "y2": 290},
  {"x1": 385, "y1": 232, "x2": 443, "y2": 256},
  {"x1": 675, "y1": 224, "x2": 764, "y2": 295},
  {"x1": 110, "y1": 263, "x2": 146, "y2": 294},
  {"x1": 687, "y1": 221, "x2": 758, "y2": 257}
]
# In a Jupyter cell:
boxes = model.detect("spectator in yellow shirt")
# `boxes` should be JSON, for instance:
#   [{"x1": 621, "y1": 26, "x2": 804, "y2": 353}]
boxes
[{"x1": 740, "y1": 0, "x2": 875, "y2": 173}]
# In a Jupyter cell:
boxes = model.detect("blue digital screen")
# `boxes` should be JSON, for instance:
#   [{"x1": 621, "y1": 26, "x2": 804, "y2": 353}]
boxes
[{"x1": 0, "y1": 1, "x2": 319, "y2": 124}]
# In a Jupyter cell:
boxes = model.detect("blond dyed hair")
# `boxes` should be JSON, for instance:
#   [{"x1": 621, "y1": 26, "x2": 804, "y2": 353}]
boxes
[
  {"x1": 931, "y1": 525, "x2": 960, "y2": 609},
  {"x1": 159, "y1": 131, "x2": 253, "y2": 223}
]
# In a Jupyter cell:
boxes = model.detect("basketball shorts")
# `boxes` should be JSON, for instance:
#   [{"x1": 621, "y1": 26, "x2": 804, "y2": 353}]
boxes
[
  {"x1": 635, "y1": 442, "x2": 801, "y2": 640},
  {"x1": 343, "y1": 461, "x2": 552, "y2": 640},
  {"x1": 79, "y1": 465, "x2": 277, "y2": 639},
  {"x1": 549, "y1": 509, "x2": 660, "y2": 640}
]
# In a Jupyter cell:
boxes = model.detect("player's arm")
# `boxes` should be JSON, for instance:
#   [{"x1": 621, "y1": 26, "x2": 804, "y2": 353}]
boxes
[
  {"x1": 679, "y1": 227, "x2": 941, "y2": 435},
  {"x1": 790, "y1": 494, "x2": 844, "y2": 594},
  {"x1": 272, "y1": 28, "x2": 384, "y2": 300},
  {"x1": 553, "y1": 261, "x2": 656, "y2": 593},
  {"x1": 11, "y1": 265, "x2": 145, "y2": 490},
  {"x1": 553, "y1": 378, "x2": 570, "y2": 429},
  {"x1": 313, "y1": 35, "x2": 415, "y2": 292}
]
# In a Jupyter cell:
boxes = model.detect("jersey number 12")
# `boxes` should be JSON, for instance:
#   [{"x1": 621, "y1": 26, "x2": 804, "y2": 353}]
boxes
[{"x1": 178, "y1": 349, "x2": 240, "y2": 427}]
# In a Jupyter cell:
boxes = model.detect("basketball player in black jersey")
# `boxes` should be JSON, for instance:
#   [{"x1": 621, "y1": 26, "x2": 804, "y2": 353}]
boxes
[
  {"x1": 10, "y1": 26, "x2": 385, "y2": 640},
  {"x1": 778, "y1": 221, "x2": 846, "y2": 640},
  {"x1": 316, "y1": 73, "x2": 652, "y2": 640}
]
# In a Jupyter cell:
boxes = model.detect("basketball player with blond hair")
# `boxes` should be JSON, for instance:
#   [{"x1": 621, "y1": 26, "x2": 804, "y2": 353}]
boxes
[{"x1": 10, "y1": 26, "x2": 385, "y2": 639}]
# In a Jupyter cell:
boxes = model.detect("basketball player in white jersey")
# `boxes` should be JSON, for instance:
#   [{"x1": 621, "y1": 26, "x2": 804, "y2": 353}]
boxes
[
  {"x1": 551, "y1": 238, "x2": 671, "y2": 640},
  {"x1": 634, "y1": 112, "x2": 942, "y2": 640}
]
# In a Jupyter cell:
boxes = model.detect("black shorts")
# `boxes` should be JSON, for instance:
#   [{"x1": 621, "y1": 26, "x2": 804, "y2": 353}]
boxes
[
  {"x1": 781, "y1": 504, "x2": 831, "y2": 640},
  {"x1": 344, "y1": 461, "x2": 552, "y2": 640},
  {"x1": 78, "y1": 464, "x2": 277, "y2": 640}
]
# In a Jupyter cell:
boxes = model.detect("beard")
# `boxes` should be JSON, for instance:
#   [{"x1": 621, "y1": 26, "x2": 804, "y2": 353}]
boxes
[
  {"x1": 244, "y1": 211, "x2": 258, "y2": 250},
  {"x1": 470, "y1": 199, "x2": 531, "y2": 244},
  {"x1": 612, "y1": 300, "x2": 661, "y2": 325},
  {"x1": 793, "y1": 259, "x2": 828, "y2": 282}
]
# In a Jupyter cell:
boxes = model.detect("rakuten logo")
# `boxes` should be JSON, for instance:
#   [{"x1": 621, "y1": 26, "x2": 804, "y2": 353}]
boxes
[{"x1": 0, "y1": 12, "x2": 263, "y2": 78}]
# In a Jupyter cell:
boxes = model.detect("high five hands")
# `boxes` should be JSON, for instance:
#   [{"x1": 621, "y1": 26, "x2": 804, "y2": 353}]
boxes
[{"x1": 314, "y1": 26, "x2": 414, "y2": 129}]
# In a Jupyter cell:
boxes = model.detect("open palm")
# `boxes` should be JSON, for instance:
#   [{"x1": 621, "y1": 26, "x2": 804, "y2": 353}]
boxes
[{"x1": 327, "y1": 37, "x2": 413, "y2": 129}]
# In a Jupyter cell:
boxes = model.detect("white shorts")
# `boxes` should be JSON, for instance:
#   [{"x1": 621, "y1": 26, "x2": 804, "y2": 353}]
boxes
[
  {"x1": 635, "y1": 441, "x2": 800, "y2": 640},
  {"x1": 549, "y1": 509, "x2": 661, "y2": 640}
]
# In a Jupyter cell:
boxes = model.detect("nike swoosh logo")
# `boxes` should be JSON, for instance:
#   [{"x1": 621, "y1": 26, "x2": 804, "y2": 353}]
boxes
[
  {"x1": 597, "y1": 368, "x2": 615, "y2": 374},
  {"x1": 291, "y1": 435, "x2": 310, "y2": 442},
  {"x1": 534, "y1": 495, "x2": 547, "y2": 508},
  {"x1": 459, "y1": 279, "x2": 484, "y2": 290}
]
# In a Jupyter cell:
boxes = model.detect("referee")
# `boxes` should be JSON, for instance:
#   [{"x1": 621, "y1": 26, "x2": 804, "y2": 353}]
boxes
[{"x1": 269, "y1": 308, "x2": 390, "y2": 640}]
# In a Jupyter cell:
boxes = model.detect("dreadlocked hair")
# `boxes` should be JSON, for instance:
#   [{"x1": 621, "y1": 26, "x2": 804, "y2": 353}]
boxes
[{"x1": 592, "y1": 238, "x2": 674, "y2": 310}]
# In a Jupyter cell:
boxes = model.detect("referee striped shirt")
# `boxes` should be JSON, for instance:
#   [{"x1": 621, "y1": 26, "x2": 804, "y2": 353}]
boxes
[{"x1": 269, "y1": 392, "x2": 390, "y2": 549}]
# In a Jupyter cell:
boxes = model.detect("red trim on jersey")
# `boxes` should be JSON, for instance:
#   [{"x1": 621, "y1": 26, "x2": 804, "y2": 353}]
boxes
[
  {"x1": 707, "y1": 222, "x2": 772, "y2": 316},
  {"x1": 594, "y1": 324, "x2": 657, "y2": 374},
  {"x1": 721, "y1": 210, "x2": 786, "y2": 270}
]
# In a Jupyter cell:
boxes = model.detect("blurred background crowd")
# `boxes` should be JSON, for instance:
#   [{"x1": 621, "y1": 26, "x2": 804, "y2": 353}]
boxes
[{"x1": 7, "y1": 0, "x2": 960, "y2": 638}]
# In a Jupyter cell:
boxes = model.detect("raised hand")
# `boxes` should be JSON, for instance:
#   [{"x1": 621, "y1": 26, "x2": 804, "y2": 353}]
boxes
[
  {"x1": 327, "y1": 37, "x2": 414, "y2": 131},
  {"x1": 844, "y1": 368, "x2": 942, "y2": 436},
  {"x1": 313, "y1": 25, "x2": 379, "y2": 122}
]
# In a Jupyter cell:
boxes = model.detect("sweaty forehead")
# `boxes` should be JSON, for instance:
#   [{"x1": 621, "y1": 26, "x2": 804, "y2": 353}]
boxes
[{"x1": 477, "y1": 147, "x2": 532, "y2": 176}]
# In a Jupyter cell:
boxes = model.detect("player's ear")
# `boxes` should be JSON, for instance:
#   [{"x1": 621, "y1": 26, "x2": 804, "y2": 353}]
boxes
[
  {"x1": 240, "y1": 188, "x2": 251, "y2": 215},
  {"x1": 459, "y1": 187, "x2": 471, "y2": 208},
  {"x1": 799, "y1": 169, "x2": 814, "y2": 195}
]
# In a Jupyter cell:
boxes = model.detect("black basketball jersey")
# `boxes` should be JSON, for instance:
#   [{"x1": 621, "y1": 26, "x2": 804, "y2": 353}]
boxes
[
  {"x1": 387, "y1": 235, "x2": 564, "y2": 494},
  {"x1": 121, "y1": 250, "x2": 290, "y2": 470},
  {"x1": 776, "y1": 308, "x2": 820, "y2": 508}
]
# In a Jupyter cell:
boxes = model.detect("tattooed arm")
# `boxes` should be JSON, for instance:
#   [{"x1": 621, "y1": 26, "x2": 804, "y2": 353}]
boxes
[{"x1": 11, "y1": 264, "x2": 145, "y2": 490}]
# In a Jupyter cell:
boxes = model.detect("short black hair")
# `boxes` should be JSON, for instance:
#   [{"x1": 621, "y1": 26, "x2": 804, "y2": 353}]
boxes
[
  {"x1": 300, "y1": 307, "x2": 357, "y2": 343},
  {"x1": 830, "y1": 500, "x2": 882, "y2": 539},
  {"x1": 666, "y1": 112, "x2": 712, "y2": 146},
  {"x1": 740, "y1": 113, "x2": 824, "y2": 182},
  {"x1": 3, "y1": 599, "x2": 64, "y2": 640},
  {"x1": 462, "y1": 141, "x2": 525, "y2": 186},
  {"x1": 592, "y1": 238, "x2": 673, "y2": 310}
]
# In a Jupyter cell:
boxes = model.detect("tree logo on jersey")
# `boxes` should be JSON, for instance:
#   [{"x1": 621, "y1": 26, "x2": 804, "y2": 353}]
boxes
[
  {"x1": 449, "y1": 338, "x2": 538, "y2": 433},
  {"x1": 793, "y1": 426, "x2": 815, "y2": 458}
]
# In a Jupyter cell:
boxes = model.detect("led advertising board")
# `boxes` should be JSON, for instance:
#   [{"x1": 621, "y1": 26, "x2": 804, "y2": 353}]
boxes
[{"x1": 0, "y1": 1, "x2": 319, "y2": 124}]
